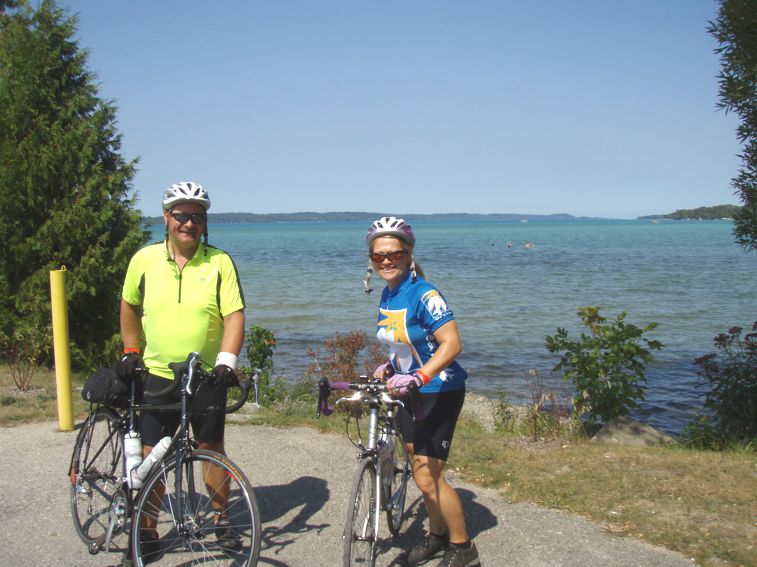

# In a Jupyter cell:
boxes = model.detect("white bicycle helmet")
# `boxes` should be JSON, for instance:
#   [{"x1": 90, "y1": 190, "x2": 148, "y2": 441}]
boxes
[
  {"x1": 365, "y1": 216, "x2": 415, "y2": 246},
  {"x1": 363, "y1": 216, "x2": 417, "y2": 294},
  {"x1": 161, "y1": 181, "x2": 211, "y2": 211}
]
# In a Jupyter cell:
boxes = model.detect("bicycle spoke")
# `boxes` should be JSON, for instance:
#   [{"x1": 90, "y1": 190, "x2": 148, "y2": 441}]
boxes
[
  {"x1": 70, "y1": 408, "x2": 125, "y2": 550},
  {"x1": 344, "y1": 459, "x2": 378, "y2": 566},
  {"x1": 131, "y1": 450, "x2": 260, "y2": 566}
]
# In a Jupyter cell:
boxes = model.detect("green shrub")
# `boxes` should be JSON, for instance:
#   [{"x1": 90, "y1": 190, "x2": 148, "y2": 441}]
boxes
[
  {"x1": 244, "y1": 325, "x2": 282, "y2": 405},
  {"x1": 546, "y1": 306, "x2": 663, "y2": 424},
  {"x1": 691, "y1": 323, "x2": 756, "y2": 445}
]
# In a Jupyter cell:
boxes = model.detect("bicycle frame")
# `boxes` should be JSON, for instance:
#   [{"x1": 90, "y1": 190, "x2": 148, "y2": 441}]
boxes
[
  {"x1": 73, "y1": 352, "x2": 258, "y2": 560},
  {"x1": 354, "y1": 393, "x2": 405, "y2": 543},
  {"x1": 82, "y1": 355, "x2": 197, "y2": 553},
  {"x1": 320, "y1": 377, "x2": 414, "y2": 565}
]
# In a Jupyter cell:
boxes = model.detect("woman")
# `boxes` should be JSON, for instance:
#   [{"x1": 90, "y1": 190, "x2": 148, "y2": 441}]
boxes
[{"x1": 364, "y1": 217, "x2": 480, "y2": 567}]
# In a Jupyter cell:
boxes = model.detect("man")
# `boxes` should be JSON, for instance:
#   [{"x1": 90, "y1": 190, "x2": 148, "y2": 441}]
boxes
[{"x1": 119, "y1": 181, "x2": 245, "y2": 553}]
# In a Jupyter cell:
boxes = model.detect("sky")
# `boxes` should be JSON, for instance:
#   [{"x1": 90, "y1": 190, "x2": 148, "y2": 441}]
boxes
[{"x1": 61, "y1": 0, "x2": 742, "y2": 219}]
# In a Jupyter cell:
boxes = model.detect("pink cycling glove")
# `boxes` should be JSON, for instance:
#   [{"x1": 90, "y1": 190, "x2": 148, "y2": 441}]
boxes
[
  {"x1": 387, "y1": 373, "x2": 423, "y2": 396},
  {"x1": 373, "y1": 361, "x2": 394, "y2": 380}
]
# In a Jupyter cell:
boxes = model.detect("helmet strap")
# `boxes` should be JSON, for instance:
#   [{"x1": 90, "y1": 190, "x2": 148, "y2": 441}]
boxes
[
  {"x1": 363, "y1": 264, "x2": 373, "y2": 295},
  {"x1": 203, "y1": 227, "x2": 209, "y2": 256}
]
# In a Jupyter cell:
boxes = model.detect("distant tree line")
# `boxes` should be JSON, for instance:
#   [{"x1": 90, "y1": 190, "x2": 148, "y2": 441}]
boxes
[
  {"x1": 142, "y1": 211, "x2": 587, "y2": 225},
  {"x1": 638, "y1": 205, "x2": 741, "y2": 220}
]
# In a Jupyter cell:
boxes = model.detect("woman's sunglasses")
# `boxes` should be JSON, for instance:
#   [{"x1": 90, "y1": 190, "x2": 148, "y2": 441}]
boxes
[
  {"x1": 170, "y1": 211, "x2": 206, "y2": 224},
  {"x1": 369, "y1": 250, "x2": 407, "y2": 263}
]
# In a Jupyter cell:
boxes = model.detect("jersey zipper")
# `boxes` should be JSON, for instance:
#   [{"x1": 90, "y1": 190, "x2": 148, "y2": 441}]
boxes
[{"x1": 168, "y1": 259, "x2": 185, "y2": 303}]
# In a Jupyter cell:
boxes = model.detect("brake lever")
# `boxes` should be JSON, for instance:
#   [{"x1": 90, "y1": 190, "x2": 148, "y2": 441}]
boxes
[
  {"x1": 406, "y1": 380, "x2": 422, "y2": 423},
  {"x1": 316, "y1": 377, "x2": 333, "y2": 418},
  {"x1": 250, "y1": 368, "x2": 261, "y2": 408}
]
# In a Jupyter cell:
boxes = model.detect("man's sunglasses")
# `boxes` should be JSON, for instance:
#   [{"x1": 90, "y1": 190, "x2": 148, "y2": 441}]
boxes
[
  {"x1": 170, "y1": 211, "x2": 206, "y2": 224},
  {"x1": 369, "y1": 249, "x2": 407, "y2": 263}
]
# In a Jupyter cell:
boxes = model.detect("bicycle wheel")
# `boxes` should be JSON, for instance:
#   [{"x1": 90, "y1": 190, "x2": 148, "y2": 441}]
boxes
[
  {"x1": 70, "y1": 407, "x2": 126, "y2": 549},
  {"x1": 131, "y1": 449, "x2": 261, "y2": 566},
  {"x1": 343, "y1": 458, "x2": 378, "y2": 567},
  {"x1": 385, "y1": 436, "x2": 412, "y2": 535}
]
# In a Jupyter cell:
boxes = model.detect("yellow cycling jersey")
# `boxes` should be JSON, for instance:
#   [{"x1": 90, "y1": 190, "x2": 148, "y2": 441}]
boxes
[{"x1": 122, "y1": 242, "x2": 245, "y2": 379}]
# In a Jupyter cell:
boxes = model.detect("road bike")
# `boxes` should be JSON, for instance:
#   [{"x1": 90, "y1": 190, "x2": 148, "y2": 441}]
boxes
[
  {"x1": 317, "y1": 376, "x2": 416, "y2": 567},
  {"x1": 69, "y1": 352, "x2": 261, "y2": 566}
]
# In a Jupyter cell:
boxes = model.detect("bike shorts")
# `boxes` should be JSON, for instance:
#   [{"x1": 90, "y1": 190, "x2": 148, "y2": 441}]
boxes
[
  {"x1": 396, "y1": 387, "x2": 465, "y2": 461},
  {"x1": 139, "y1": 373, "x2": 227, "y2": 446}
]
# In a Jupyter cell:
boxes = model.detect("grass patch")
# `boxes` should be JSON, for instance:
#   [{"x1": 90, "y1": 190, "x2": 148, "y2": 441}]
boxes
[
  {"x1": 0, "y1": 365, "x2": 90, "y2": 425},
  {"x1": 2, "y1": 365, "x2": 754, "y2": 566},
  {"x1": 448, "y1": 416, "x2": 756, "y2": 567}
]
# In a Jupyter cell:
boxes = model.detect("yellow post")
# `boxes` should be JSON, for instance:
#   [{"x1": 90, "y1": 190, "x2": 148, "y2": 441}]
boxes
[{"x1": 50, "y1": 266, "x2": 74, "y2": 431}]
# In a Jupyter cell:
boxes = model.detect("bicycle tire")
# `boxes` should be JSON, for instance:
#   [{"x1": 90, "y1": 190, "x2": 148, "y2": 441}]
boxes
[
  {"x1": 343, "y1": 458, "x2": 378, "y2": 567},
  {"x1": 131, "y1": 449, "x2": 261, "y2": 567},
  {"x1": 70, "y1": 407, "x2": 126, "y2": 548},
  {"x1": 385, "y1": 436, "x2": 412, "y2": 535}
]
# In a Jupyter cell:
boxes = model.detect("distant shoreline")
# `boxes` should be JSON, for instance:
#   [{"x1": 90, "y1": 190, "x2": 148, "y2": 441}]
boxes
[
  {"x1": 140, "y1": 210, "x2": 738, "y2": 225},
  {"x1": 141, "y1": 211, "x2": 607, "y2": 225}
]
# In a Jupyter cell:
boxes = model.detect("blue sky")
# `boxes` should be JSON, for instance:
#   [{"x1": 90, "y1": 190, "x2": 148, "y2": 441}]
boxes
[{"x1": 63, "y1": 0, "x2": 740, "y2": 219}]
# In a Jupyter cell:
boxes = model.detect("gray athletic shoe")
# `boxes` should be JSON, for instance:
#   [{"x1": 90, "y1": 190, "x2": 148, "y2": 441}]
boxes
[
  {"x1": 215, "y1": 518, "x2": 243, "y2": 552},
  {"x1": 434, "y1": 541, "x2": 480, "y2": 567},
  {"x1": 407, "y1": 532, "x2": 449, "y2": 565}
]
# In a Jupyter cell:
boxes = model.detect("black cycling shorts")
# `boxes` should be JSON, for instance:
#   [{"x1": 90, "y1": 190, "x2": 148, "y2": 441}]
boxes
[
  {"x1": 139, "y1": 373, "x2": 227, "y2": 446},
  {"x1": 396, "y1": 387, "x2": 465, "y2": 461}
]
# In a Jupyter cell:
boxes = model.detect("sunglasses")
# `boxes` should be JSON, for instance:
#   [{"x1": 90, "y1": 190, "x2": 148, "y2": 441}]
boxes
[
  {"x1": 170, "y1": 211, "x2": 206, "y2": 224},
  {"x1": 369, "y1": 249, "x2": 407, "y2": 263}
]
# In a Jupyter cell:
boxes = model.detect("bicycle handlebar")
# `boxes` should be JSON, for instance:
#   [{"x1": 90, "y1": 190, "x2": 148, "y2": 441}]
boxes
[
  {"x1": 142, "y1": 352, "x2": 256, "y2": 414},
  {"x1": 316, "y1": 376, "x2": 419, "y2": 420}
]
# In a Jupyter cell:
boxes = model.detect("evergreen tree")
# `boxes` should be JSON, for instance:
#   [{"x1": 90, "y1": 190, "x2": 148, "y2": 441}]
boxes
[
  {"x1": 0, "y1": 0, "x2": 148, "y2": 367},
  {"x1": 709, "y1": 0, "x2": 757, "y2": 251}
]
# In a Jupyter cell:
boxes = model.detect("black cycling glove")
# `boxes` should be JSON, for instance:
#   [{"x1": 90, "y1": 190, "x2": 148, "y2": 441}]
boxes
[
  {"x1": 117, "y1": 352, "x2": 144, "y2": 378},
  {"x1": 212, "y1": 364, "x2": 237, "y2": 388}
]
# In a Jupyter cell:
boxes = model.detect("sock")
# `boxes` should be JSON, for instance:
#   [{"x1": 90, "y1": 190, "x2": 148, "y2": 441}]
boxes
[{"x1": 451, "y1": 540, "x2": 472, "y2": 549}]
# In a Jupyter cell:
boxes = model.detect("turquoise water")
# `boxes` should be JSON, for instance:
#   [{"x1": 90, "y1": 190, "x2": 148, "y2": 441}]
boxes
[{"x1": 152, "y1": 219, "x2": 756, "y2": 434}]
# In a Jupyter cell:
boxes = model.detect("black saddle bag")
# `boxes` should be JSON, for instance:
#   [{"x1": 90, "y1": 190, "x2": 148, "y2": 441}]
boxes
[{"x1": 81, "y1": 364, "x2": 130, "y2": 408}]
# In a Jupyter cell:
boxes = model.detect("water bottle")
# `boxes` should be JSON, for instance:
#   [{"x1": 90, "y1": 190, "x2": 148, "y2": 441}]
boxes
[
  {"x1": 132, "y1": 436, "x2": 172, "y2": 484},
  {"x1": 124, "y1": 430, "x2": 143, "y2": 489}
]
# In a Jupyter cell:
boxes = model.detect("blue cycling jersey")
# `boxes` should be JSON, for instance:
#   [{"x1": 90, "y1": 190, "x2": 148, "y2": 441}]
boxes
[{"x1": 376, "y1": 272, "x2": 467, "y2": 393}]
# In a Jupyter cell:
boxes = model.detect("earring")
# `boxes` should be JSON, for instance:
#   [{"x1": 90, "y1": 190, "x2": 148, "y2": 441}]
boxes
[{"x1": 363, "y1": 264, "x2": 373, "y2": 295}]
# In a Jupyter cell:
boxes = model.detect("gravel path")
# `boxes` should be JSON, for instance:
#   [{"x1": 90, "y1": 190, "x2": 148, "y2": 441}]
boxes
[{"x1": 0, "y1": 420, "x2": 694, "y2": 567}]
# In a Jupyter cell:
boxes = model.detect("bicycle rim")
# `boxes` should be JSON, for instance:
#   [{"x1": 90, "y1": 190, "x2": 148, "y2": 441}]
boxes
[
  {"x1": 344, "y1": 459, "x2": 378, "y2": 566},
  {"x1": 385, "y1": 439, "x2": 412, "y2": 535},
  {"x1": 131, "y1": 449, "x2": 261, "y2": 566},
  {"x1": 70, "y1": 407, "x2": 125, "y2": 548}
]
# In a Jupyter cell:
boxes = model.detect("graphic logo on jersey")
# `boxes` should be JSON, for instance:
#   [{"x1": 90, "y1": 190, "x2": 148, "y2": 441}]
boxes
[
  {"x1": 377, "y1": 308, "x2": 420, "y2": 371},
  {"x1": 420, "y1": 289, "x2": 449, "y2": 321}
]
